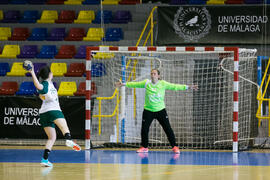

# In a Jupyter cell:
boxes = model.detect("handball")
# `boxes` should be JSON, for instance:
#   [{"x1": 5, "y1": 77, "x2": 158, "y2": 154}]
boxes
[{"x1": 23, "y1": 60, "x2": 33, "y2": 71}]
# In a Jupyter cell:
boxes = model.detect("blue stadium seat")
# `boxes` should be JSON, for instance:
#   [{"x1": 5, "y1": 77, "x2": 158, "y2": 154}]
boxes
[
  {"x1": 104, "y1": 28, "x2": 123, "y2": 41},
  {"x1": 91, "y1": 63, "x2": 106, "y2": 77},
  {"x1": 0, "y1": 62, "x2": 10, "y2": 76},
  {"x1": 16, "y1": 81, "x2": 37, "y2": 96},
  {"x1": 20, "y1": 10, "x2": 39, "y2": 23},
  {"x1": 10, "y1": 0, "x2": 27, "y2": 4},
  {"x1": 0, "y1": 0, "x2": 10, "y2": 4},
  {"x1": 92, "y1": 10, "x2": 112, "y2": 24},
  {"x1": 28, "y1": 0, "x2": 47, "y2": 4},
  {"x1": 82, "y1": 0, "x2": 100, "y2": 4},
  {"x1": 46, "y1": 28, "x2": 66, "y2": 41},
  {"x1": 74, "y1": 45, "x2": 87, "y2": 59},
  {"x1": 36, "y1": 45, "x2": 57, "y2": 58},
  {"x1": 189, "y1": 0, "x2": 206, "y2": 4},
  {"x1": 28, "y1": 28, "x2": 48, "y2": 41}
]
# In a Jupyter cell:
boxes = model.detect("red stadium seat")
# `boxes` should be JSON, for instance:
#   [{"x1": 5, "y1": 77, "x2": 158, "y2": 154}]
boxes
[
  {"x1": 9, "y1": 27, "x2": 29, "y2": 41},
  {"x1": 55, "y1": 10, "x2": 76, "y2": 23},
  {"x1": 74, "y1": 81, "x2": 97, "y2": 96},
  {"x1": 0, "y1": 81, "x2": 19, "y2": 95},
  {"x1": 65, "y1": 28, "x2": 85, "y2": 41},
  {"x1": 54, "y1": 45, "x2": 76, "y2": 59},
  {"x1": 64, "y1": 63, "x2": 85, "y2": 77}
]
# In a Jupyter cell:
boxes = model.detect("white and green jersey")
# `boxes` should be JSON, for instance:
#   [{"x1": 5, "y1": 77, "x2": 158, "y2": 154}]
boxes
[
  {"x1": 126, "y1": 79, "x2": 188, "y2": 112},
  {"x1": 38, "y1": 80, "x2": 61, "y2": 113}
]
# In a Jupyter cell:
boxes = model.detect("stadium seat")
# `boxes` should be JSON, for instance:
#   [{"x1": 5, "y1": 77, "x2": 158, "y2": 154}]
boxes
[
  {"x1": 10, "y1": 0, "x2": 27, "y2": 4},
  {"x1": 188, "y1": 0, "x2": 206, "y2": 4},
  {"x1": 102, "y1": 0, "x2": 119, "y2": 5},
  {"x1": 0, "y1": 81, "x2": 19, "y2": 95},
  {"x1": 46, "y1": 0, "x2": 65, "y2": 4},
  {"x1": 17, "y1": 45, "x2": 38, "y2": 58},
  {"x1": 0, "y1": 11, "x2": 3, "y2": 21},
  {"x1": 82, "y1": 0, "x2": 100, "y2": 4},
  {"x1": 92, "y1": 10, "x2": 112, "y2": 24},
  {"x1": 64, "y1": 63, "x2": 85, "y2": 77},
  {"x1": 9, "y1": 27, "x2": 29, "y2": 41},
  {"x1": 244, "y1": 0, "x2": 263, "y2": 3},
  {"x1": 36, "y1": 45, "x2": 57, "y2": 58},
  {"x1": 28, "y1": 28, "x2": 48, "y2": 41},
  {"x1": 64, "y1": 0, "x2": 84, "y2": 4},
  {"x1": 50, "y1": 63, "x2": 67, "y2": 76},
  {"x1": 112, "y1": 10, "x2": 132, "y2": 24},
  {"x1": 46, "y1": 28, "x2": 66, "y2": 41},
  {"x1": 25, "y1": 62, "x2": 47, "y2": 76},
  {"x1": 118, "y1": 0, "x2": 140, "y2": 4},
  {"x1": 74, "y1": 82, "x2": 97, "y2": 96},
  {"x1": 65, "y1": 28, "x2": 85, "y2": 41},
  {"x1": 83, "y1": 28, "x2": 104, "y2": 41},
  {"x1": 74, "y1": 10, "x2": 95, "y2": 24},
  {"x1": 91, "y1": 62, "x2": 106, "y2": 77},
  {"x1": 104, "y1": 28, "x2": 123, "y2": 41},
  {"x1": 93, "y1": 52, "x2": 115, "y2": 59},
  {"x1": 37, "y1": 10, "x2": 58, "y2": 23},
  {"x1": 74, "y1": 45, "x2": 87, "y2": 59},
  {"x1": 6, "y1": 62, "x2": 27, "y2": 76},
  {"x1": 207, "y1": 0, "x2": 225, "y2": 4},
  {"x1": 54, "y1": 45, "x2": 76, "y2": 59},
  {"x1": 28, "y1": 0, "x2": 47, "y2": 4},
  {"x1": 19, "y1": 10, "x2": 39, "y2": 23},
  {"x1": 225, "y1": 0, "x2": 243, "y2": 3},
  {"x1": 16, "y1": 81, "x2": 37, "y2": 96},
  {"x1": 55, "y1": 10, "x2": 75, "y2": 24},
  {"x1": 0, "y1": 27, "x2": 11, "y2": 41},
  {"x1": 1, "y1": 10, "x2": 21, "y2": 23},
  {"x1": 169, "y1": 0, "x2": 188, "y2": 4},
  {"x1": 57, "y1": 81, "x2": 77, "y2": 96},
  {"x1": 0, "y1": 45, "x2": 20, "y2": 58},
  {"x1": 0, "y1": 62, "x2": 10, "y2": 76},
  {"x1": 0, "y1": 0, "x2": 10, "y2": 4}
]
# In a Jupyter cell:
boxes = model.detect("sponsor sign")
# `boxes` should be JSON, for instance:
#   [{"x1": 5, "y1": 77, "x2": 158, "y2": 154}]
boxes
[{"x1": 157, "y1": 5, "x2": 270, "y2": 45}]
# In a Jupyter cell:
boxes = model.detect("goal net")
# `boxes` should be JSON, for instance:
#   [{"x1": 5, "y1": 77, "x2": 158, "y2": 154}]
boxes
[{"x1": 86, "y1": 46, "x2": 258, "y2": 151}]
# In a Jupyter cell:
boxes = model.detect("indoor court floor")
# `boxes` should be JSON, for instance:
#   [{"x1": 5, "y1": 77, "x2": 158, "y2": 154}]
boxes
[{"x1": 0, "y1": 146, "x2": 270, "y2": 180}]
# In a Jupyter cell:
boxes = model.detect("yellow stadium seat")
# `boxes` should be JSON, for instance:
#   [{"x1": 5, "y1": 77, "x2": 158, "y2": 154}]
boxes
[
  {"x1": 102, "y1": 0, "x2": 120, "y2": 4},
  {"x1": 93, "y1": 52, "x2": 115, "y2": 59},
  {"x1": 58, "y1": 81, "x2": 77, "y2": 96},
  {"x1": 74, "y1": 10, "x2": 95, "y2": 24},
  {"x1": 6, "y1": 62, "x2": 27, "y2": 76},
  {"x1": 64, "y1": 0, "x2": 84, "y2": 5},
  {"x1": 0, "y1": 45, "x2": 20, "y2": 58},
  {"x1": 37, "y1": 10, "x2": 58, "y2": 23},
  {"x1": 0, "y1": 10, "x2": 3, "y2": 21},
  {"x1": 0, "y1": 27, "x2": 11, "y2": 41},
  {"x1": 207, "y1": 0, "x2": 225, "y2": 4},
  {"x1": 50, "y1": 63, "x2": 67, "y2": 76},
  {"x1": 83, "y1": 28, "x2": 104, "y2": 41}
]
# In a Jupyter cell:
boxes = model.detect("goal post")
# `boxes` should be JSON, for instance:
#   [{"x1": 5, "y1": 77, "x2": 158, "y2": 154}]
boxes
[{"x1": 85, "y1": 46, "x2": 258, "y2": 152}]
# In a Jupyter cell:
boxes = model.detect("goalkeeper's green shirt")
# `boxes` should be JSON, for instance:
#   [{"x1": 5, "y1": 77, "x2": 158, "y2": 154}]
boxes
[{"x1": 126, "y1": 79, "x2": 188, "y2": 112}]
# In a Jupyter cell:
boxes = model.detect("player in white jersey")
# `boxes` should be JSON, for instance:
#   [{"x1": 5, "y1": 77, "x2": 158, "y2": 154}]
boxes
[{"x1": 27, "y1": 64, "x2": 81, "y2": 167}]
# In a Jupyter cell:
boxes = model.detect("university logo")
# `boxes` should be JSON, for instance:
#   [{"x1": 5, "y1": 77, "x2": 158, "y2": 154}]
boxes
[{"x1": 173, "y1": 7, "x2": 211, "y2": 42}]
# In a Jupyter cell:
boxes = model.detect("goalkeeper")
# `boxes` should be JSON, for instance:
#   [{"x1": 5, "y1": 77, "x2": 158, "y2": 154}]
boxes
[{"x1": 116, "y1": 69, "x2": 198, "y2": 153}]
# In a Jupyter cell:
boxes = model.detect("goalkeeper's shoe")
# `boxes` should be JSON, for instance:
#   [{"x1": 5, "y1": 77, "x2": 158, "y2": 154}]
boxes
[
  {"x1": 136, "y1": 147, "x2": 148, "y2": 153},
  {"x1": 172, "y1": 146, "x2": 180, "y2": 154},
  {"x1": 66, "y1": 140, "x2": 81, "y2": 151},
  {"x1": 41, "y1": 158, "x2": 53, "y2": 167}
]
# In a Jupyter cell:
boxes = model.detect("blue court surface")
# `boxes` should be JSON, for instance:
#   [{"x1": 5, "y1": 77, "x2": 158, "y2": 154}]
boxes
[{"x1": 1, "y1": 149, "x2": 270, "y2": 166}]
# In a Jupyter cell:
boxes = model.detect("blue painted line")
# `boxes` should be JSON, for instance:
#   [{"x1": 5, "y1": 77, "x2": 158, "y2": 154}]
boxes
[{"x1": 0, "y1": 149, "x2": 270, "y2": 166}]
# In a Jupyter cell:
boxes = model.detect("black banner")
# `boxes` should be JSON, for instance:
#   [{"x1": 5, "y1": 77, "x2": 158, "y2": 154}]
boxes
[
  {"x1": 157, "y1": 5, "x2": 270, "y2": 45},
  {"x1": 0, "y1": 96, "x2": 86, "y2": 139}
]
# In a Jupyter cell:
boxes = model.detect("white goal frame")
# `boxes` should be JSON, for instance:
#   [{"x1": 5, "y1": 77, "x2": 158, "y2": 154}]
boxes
[{"x1": 85, "y1": 46, "x2": 241, "y2": 152}]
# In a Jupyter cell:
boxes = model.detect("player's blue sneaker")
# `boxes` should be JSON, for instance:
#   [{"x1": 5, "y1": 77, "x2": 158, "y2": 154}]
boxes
[{"x1": 41, "y1": 158, "x2": 53, "y2": 167}]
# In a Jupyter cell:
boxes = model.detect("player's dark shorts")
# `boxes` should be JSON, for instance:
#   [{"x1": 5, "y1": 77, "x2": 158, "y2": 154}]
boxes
[{"x1": 39, "y1": 110, "x2": 65, "y2": 128}]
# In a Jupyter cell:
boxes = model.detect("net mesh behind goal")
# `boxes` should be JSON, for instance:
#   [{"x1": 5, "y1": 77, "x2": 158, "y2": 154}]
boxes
[{"x1": 87, "y1": 47, "x2": 258, "y2": 150}]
